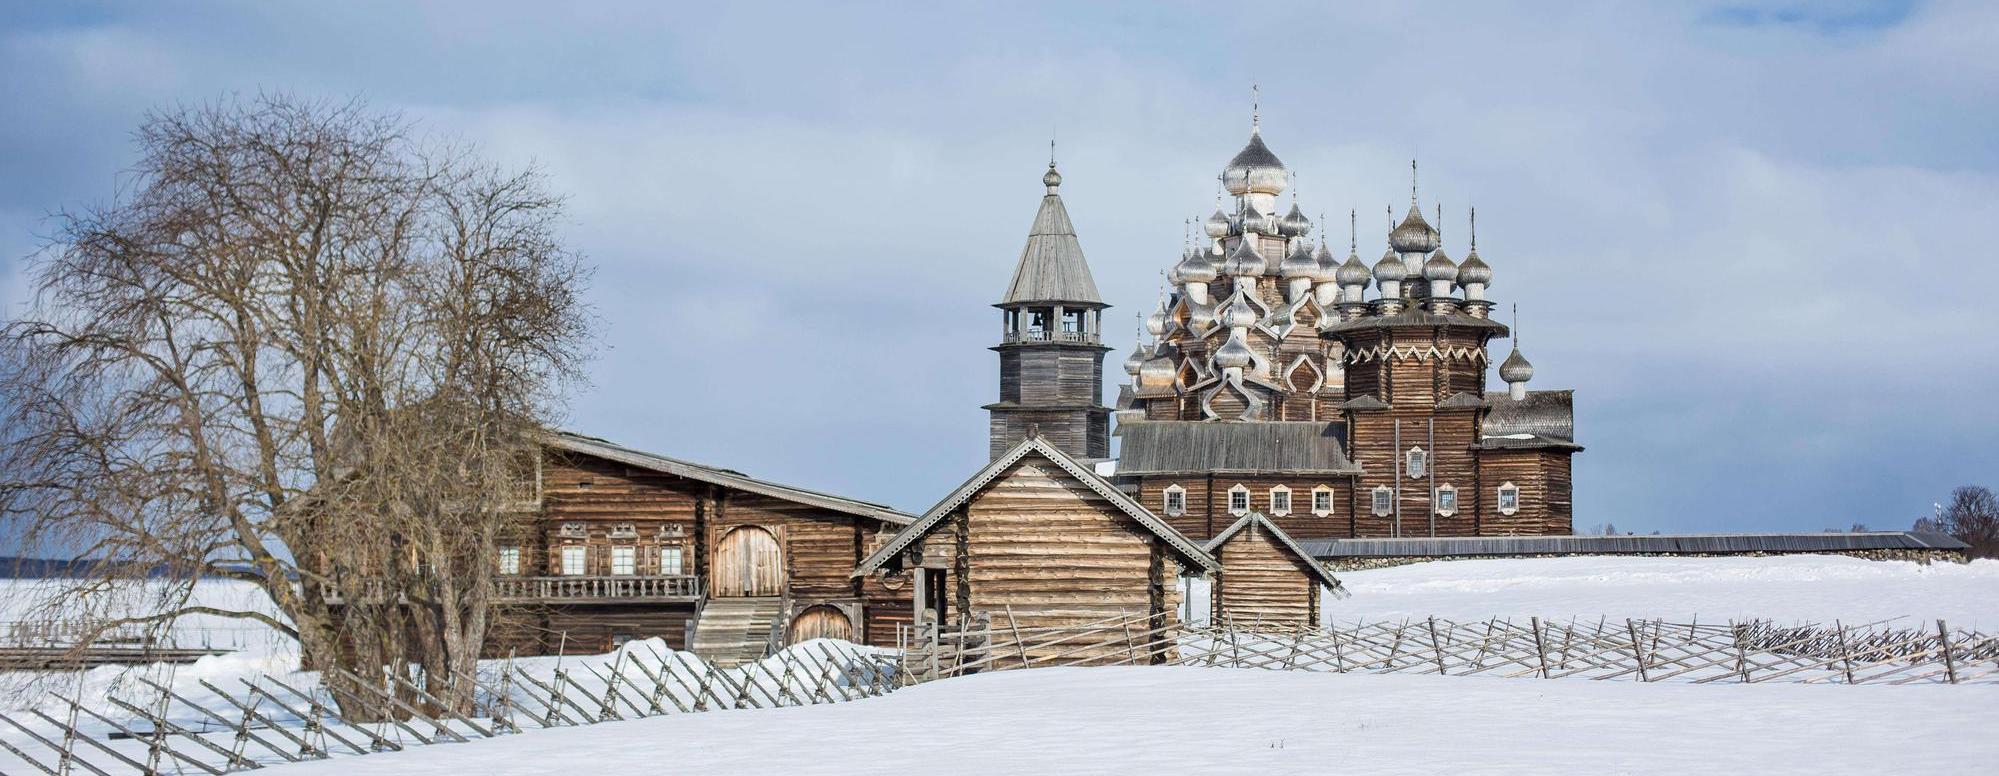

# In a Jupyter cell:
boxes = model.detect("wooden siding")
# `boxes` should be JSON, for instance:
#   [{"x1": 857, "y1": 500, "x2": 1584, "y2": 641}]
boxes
[
  {"x1": 1135, "y1": 476, "x2": 1350, "y2": 541},
  {"x1": 1212, "y1": 522, "x2": 1319, "y2": 627}
]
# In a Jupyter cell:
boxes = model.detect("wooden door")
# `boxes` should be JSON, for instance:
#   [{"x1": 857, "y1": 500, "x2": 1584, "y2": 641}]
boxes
[
  {"x1": 788, "y1": 605, "x2": 854, "y2": 644},
  {"x1": 713, "y1": 526, "x2": 783, "y2": 597}
]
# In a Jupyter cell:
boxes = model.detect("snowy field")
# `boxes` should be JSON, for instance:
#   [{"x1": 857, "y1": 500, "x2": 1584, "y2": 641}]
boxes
[{"x1": 269, "y1": 665, "x2": 1999, "y2": 776}]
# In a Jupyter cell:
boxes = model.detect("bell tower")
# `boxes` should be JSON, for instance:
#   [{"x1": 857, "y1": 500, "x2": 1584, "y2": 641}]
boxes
[{"x1": 985, "y1": 159, "x2": 1110, "y2": 460}]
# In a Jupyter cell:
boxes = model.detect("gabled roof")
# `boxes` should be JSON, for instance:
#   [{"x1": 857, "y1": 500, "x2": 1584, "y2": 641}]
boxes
[
  {"x1": 999, "y1": 186, "x2": 1104, "y2": 307},
  {"x1": 853, "y1": 436, "x2": 1218, "y2": 577},
  {"x1": 1116, "y1": 421, "x2": 1359, "y2": 476},
  {"x1": 542, "y1": 431, "x2": 913, "y2": 525},
  {"x1": 1204, "y1": 512, "x2": 1349, "y2": 597}
]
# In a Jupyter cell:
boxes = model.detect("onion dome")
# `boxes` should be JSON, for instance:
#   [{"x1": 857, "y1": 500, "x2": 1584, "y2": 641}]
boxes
[
  {"x1": 1223, "y1": 239, "x2": 1267, "y2": 277},
  {"x1": 1312, "y1": 242, "x2": 1342, "y2": 284},
  {"x1": 1145, "y1": 302, "x2": 1169, "y2": 337},
  {"x1": 1337, "y1": 251, "x2": 1373, "y2": 287},
  {"x1": 1123, "y1": 342, "x2": 1148, "y2": 376},
  {"x1": 1279, "y1": 202, "x2": 1313, "y2": 238},
  {"x1": 1423, "y1": 248, "x2": 1458, "y2": 282},
  {"x1": 1220, "y1": 292, "x2": 1259, "y2": 329},
  {"x1": 1388, "y1": 204, "x2": 1441, "y2": 254},
  {"x1": 1498, "y1": 346, "x2": 1535, "y2": 384},
  {"x1": 1279, "y1": 240, "x2": 1319, "y2": 279},
  {"x1": 1042, "y1": 163, "x2": 1063, "y2": 191},
  {"x1": 1188, "y1": 300, "x2": 1217, "y2": 330},
  {"x1": 1372, "y1": 247, "x2": 1406, "y2": 284},
  {"x1": 1203, "y1": 208, "x2": 1232, "y2": 239},
  {"x1": 1214, "y1": 336, "x2": 1255, "y2": 369},
  {"x1": 1457, "y1": 249, "x2": 1492, "y2": 287},
  {"x1": 1177, "y1": 247, "x2": 1221, "y2": 284},
  {"x1": 1240, "y1": 205, "x2": 1277, "y2": 236},
  {"x1": 1139, "y1": 355, "x2": 1177, "y2": 388},
  {"x1": 1221, "y1": 128, "x2": 1287, "y2": 196}
]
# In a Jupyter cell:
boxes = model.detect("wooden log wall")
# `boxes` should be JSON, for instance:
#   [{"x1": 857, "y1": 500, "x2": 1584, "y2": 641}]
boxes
[
  {"x1": 1135, "y1": 476, "x2": 1352, "y2": 541},
  {"x1": 1211, "y1": 523, "x2": 1318, "y2": 627},
  {"x1": 539, "y1": 452, "x2": 700, "y2": 575},
  {"x1": 711, "y1": 493, "x2": 868, "y2": 602}
]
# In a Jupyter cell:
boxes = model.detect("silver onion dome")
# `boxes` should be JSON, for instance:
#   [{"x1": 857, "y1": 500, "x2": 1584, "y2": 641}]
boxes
[
  {"x1": 1221, "y1": 129, "x2": 1288, "y2": 196},
  {"x1": 1457, "y1": 249, "x2": 1492, "y2": 287},
  {"x1": 1389, "y1": 204, "x2": 1441, "y2": 254},
  {"x1": 1240, "y1": 205, "x2": 1277, "y2": 236},
  {"x1": 1177, "y1": 247, "x2": 1221, "y2": 284},
  {"x1": 1312, "y1": 242, "x2": 1342, "y2": 283},
  {"x1": 1214, "y1": 335, "x2": 1255, "y2": 369},
  {"x1": 1279, "y1": 240, "x2": 1319, "y2": 279},
  {"x1": 1279, "y1": 202, "x2": 1313, "y2": 238},
  {"x1": 1373, "y1": 247, "x2": 1407, "y2": 284},
  {"x1": 1042, "y1": 163, "x2": 1062, "y2": 191},
  {"x1": 1139, "y1": 355, "x2": 1176, "y2": 387},
  {"x1": 1221, "y1": 292, "x2": 1259, "y2": 329},
  {"x1": 1145, "y1": 304, "x2": 1168, "y2": 337},
  {"x1": 1337, "y1": 251, "x2": 1373, "y2": 287},
  {"x1": 1188, "y1": 299, "x2": 1217, "y2": 330},
  {"x1": 1498, "y1": 346, "x2": 1535, "y2": 384},
  {"x1": 1423, "y1": 248, "x2": 1458, "y2": 282},
  {"x1": 1123, "y1": 342, "x2": 1147, "y2": 376},
  {"x1": 1224, "y1": 239, "x2": 1267, "y2": 277},
  {"x1": 1203, "y1": 208, "x2": 1232, "y2": 239}
]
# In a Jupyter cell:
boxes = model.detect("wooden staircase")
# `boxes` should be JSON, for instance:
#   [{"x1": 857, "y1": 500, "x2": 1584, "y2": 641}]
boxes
[{"x1": 690, "y1": 597, "x2": 784, "y2": 667}]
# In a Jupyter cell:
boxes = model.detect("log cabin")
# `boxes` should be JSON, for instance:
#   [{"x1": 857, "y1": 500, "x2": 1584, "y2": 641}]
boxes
[
  {"x1": 852, "y1": 435, "x2": 1219, "y2": 659},
  {"x1": 985, "y1": 126, "x2": 1581, "y2": 543},
  {"x1": 1203, "y1": 512, "x2": 1348, "y2": 627},
  {"x1": 485, "y1": 431, "x2": 914, "y2": 663}
]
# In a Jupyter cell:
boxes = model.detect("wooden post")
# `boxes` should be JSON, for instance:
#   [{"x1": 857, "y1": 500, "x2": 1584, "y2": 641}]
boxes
[
  {"x1": 1530, "y1": 616, "x2": 1550, "y2": 678},
  {"x1": 1625, "y1": 619, "x2": 1649, "y2": 682},
  {"x1": 1937, "y1": 619, "x2": 1958, "y2": 684},
  {"x1": 1427, "y1": 617, "x2": 1447, "y2": 675},
  {"x1": 1005, "y1": 605, "x2": 1029, "y2": 669},
  {"x1": 1834, "y1": 620, "x2": 1856, "y2": 685}
]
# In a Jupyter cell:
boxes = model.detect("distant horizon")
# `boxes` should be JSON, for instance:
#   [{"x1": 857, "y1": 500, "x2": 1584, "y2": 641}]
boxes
[{"x1": 3, "y1": 1, "x2": 1995, "y2": 548}]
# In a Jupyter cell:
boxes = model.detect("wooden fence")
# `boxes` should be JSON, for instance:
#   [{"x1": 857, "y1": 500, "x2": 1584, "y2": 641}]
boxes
[
  {"x1": 0, "y1": 641, "x2": 898, "y2": 775},
  {"x1": 900, "y1": 613, "x2": 1999, "y2": 686}
]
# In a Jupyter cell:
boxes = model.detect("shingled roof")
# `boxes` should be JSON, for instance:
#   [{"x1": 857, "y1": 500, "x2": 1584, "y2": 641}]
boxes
[
  {"x1": 1478, "y1": 389, "x2": 1580, "y2": 451},
  {"x1": 542, "y1": 431, "x2": 913, "y2": 525},
  {"x1": 998, "y1": 173, "x2": 1103, "y2": 307},
  {"x1": 1115, "y1": 421, "x2": 1360, "y2": 475}
]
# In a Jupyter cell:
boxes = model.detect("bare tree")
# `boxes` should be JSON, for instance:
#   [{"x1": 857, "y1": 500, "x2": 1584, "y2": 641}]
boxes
[
  {"x1": 1920, "y1": 486, "x2": 1999, "y2": 559},
  {"x1": 0, "y1": 94, "x2": 592, "y2": 711}
]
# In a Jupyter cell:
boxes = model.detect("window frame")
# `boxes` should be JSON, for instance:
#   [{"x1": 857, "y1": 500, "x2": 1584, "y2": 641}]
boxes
[
  {"x1": 1405, "y1": 446, "x2": 1428, "y2": 479},
  {"x1": 659, "y1": 545, "x2": 685, "y2": 575},
  {"x1": 1268, "y1": 485, "x2": 1292, "y2": 516},
  {"x1": 1311, "y1": 486, "x2": 1335, "y2": 517},
  {"x1": 610, "y1": 545, "x2": 636, "y2": 576},
  {"x1": 1370, "y1": 485, "x2": 1394, "y2": 517},
  {"x1": 498, "y1": 546, "x2": 521, "y2": 576},
  {"x1": 1435, "y1": 484, "x2": 1459, "y2": 517},
  {"x1": 560, "y1": 545, "x2": 588, "y2": 576},
  {"x1": 1162, "y1": 484, "x2": 1187, "y2": 517},
  {"x1": 1227, "y1": 484, "x2": 1251, "y2": 516},
  {"x1": 1497, "y1": 482, "x2": 1521, "y2": 515}
]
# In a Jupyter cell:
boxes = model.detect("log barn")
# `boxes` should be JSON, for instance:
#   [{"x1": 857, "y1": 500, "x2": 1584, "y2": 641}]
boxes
[{"x1": 1203, "y1": 512, "x2": 1348, "y2": 627}]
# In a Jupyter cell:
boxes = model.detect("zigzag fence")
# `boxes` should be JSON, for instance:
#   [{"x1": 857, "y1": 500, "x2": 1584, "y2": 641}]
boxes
[
  {"x1": 900, "y1": 612, "x2": 1999, "y2": 686},
  {"x1": 0, "y1": 640, "x2": 898, "y2": 775}
]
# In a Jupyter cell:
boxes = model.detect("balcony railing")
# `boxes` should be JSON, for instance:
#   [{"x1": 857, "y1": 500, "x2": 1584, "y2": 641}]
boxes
[
  {"x1": 493, "y1": 574, "x2": 704, "y2": 603},
  {"x1": 1003, "y1": 329, "x2": 1099, "y2": 344}
]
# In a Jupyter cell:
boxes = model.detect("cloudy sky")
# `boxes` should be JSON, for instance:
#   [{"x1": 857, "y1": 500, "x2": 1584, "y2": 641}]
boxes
[{"x1": 3, "y1": 1, "x2": 1995, "y2": 534}]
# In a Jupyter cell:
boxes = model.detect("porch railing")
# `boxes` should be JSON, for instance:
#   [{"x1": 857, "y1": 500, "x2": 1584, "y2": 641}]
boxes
[{"x1": 493, "y1": 574, "x2": 704, "y2": 602}]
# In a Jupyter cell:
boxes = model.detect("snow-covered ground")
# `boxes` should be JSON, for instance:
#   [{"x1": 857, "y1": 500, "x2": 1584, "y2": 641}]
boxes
[
  {"x1": 1177, "y1": 555, "x2": 1999, "y2": 630},
  {"x1": 269, "y1": 665, "x2": 1999, "y2": 776}
]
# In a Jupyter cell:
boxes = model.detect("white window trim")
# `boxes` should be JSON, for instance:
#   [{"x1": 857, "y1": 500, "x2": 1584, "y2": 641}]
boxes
[
  {"x1": 1227, "y1": 484, "x2": 1251, "y2": 516},
  {"x1": 1405, "y1": 446, "x2": 1428, "y2": 479},
  {"x1": 1370, "y1": 485, "x2": 1394, "y2": 517},
  {"x1": 610, "y1": 546, "x2": 636, "y2": 576},
  {"x1": 1162, "y1": 484, "x2": 1188, "y2": 517},
  {"x1": 1268, "y1": 485, "x2": 1292, "y2": 516},
  {"x1": 560, "y1": 546, "x2": 588, "y2": 576},
  {"x1": 498, "y1": 546, "x2": 521, "y2": 576},
  {"x1": 1311, "y1": 485, "x2": 1336, "y2": 517},
  {"x1": 659, "y1": 545, "x2": 684, "y2": 575},
  {"x1": 1497, "y1": 482, "x2": 1521, "y2": 516},
  {"x1": 1435, "y1": 484, "x2": 1459, "y2": 517}
]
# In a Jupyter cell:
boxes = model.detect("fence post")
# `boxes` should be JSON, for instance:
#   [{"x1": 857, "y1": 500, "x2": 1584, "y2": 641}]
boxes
[
  {"x1": 1833, "y1": 621, "x2": 1856, "y2": 685},
  {"x1": 1937, "y1": 619, "x2": 1958, "y2": 685},
  {"x1": 1625, "y1": 619, "x2": 1649, "y2": 682},
  {"x1": 1530, "y1": 617, "x2": 1550, "y2": 679},
  {"x1": 1427, "y1": 617, "x2": 1447, "y2": 675}
]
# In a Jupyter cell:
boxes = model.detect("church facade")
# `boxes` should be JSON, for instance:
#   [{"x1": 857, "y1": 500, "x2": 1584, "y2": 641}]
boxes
[{"x1": 990, "y1": 122, "x2": 1581, "y2": 541}]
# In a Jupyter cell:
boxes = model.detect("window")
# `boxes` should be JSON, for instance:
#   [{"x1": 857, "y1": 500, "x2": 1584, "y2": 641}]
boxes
[
  {"x1": 659, "y1": 545, "x2": 684, "y2": 575},
  {"x1": 1269, "y1": 486, "x2": 1292, "y2": 516},
  {"x1": 560, "y1": 546, "x2": 588, "y2": 576},
  {"x1": 610, "y1": 546, "x2": 636, "y2": 575},
  {"x1": 497, "y1": 547, "x2": 521, "y2": 576},
  {"x1": 1162, "y1": 485, "x2": 1187, "y2": 517},
  {"x1": 1371, "y1": 486, "x2": 1394, "y2": 517},
  {"x1": 1227, "y1": 484, "x2": 1250, "y2": 516},
  {"x1": 1497, "y1": 482, "x2": 1521, "y2": 515},
  {"x1": 1435, "y1": 484, "x2": 1459, "y2": 517},
  {"x1": 1405, "y1": 447, "x2": 1427, "y2": 479},
  {"x1": 1312, "y1": 486, "x2": 1335, "y2": 517}
]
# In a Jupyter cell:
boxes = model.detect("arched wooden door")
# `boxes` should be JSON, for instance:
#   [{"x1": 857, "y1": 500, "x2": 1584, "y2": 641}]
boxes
[
  {"x1": 713, "y1": 526, "x2": 783, "y2": 597},
  {"x1": 788, "y1": 605, "x2": 854, "y2": 644}
]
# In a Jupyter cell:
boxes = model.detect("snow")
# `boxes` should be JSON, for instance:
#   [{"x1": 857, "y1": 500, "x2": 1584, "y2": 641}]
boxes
[
  {"x1": 268, "y1": 665, "x2": 1999, "y2": 776},
  {"x1": 1175, "y1": 555, "x2": 1999, "y2": 630}
]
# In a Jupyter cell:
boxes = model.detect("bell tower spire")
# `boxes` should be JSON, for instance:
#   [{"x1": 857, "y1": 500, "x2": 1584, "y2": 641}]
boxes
[{"x1": 987, "y1": 156, "x2": 1111, "y2": 460}]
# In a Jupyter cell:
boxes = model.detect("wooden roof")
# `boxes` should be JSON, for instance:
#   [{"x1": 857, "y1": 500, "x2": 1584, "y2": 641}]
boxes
[
  {"x1": 853, "y1": 435, "x2": 1219, "y2": 577},
  {"x1": 998, "y1": 185, "x2": 1104, "y2": 307},
  {"x1": 1204, "y1": 512, "x2": 1349, "y2": 597},
  {"x1": 1298, "y1": 531, "x2": 1969, "y2": 559},
  {"x1": 1114, "y1": 420, "x2": 1360, "y2": 475},
  {"x1": 542, "y1": 431, "x2": 914, "y2": 525},
  {"x1": 1478, "y1": 390, "x2": 1580, "y2": 451}
]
